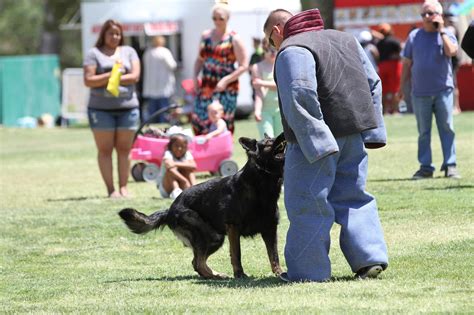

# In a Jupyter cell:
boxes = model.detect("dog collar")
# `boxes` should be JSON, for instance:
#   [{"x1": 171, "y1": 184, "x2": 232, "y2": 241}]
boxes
[{"x1": 254, "y1": 160, "x2": 281, "y2": 176}]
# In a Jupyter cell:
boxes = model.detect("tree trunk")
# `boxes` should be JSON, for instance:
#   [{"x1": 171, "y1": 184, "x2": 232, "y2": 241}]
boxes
[
  {"x1": 40, "y1": 1, "x2": 61, "y2": 54},
  {"x1": 300, "y1": 0, "x2": 335, "y2": 29}
]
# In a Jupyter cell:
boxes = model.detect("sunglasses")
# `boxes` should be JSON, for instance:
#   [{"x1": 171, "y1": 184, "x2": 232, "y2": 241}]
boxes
[
  {"x1": 212, "y1": 16, "x2": 225, "y2": 21},
  {"x1": 420, "y1": 11, "x2": 439, "y2": 18},
  {"x1": 268, "y1": 24, "x2": 279, "y2": 48}
]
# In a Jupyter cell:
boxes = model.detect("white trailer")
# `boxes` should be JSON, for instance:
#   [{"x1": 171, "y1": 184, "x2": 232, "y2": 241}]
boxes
[{"x1": 80, "y1": 0, "x2": 301, "y2": 112}]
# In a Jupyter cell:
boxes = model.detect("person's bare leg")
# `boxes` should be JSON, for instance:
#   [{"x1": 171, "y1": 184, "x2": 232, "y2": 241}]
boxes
[
  {"x1": 162, "y1": 170, "x2": 185, "y2": 195},
  {"x1": 390, "y1": 92, "x2": 400, "y2": 115},
  {"x1": 115, "y1": 129, "x2": 135, "y2": 197},
  {"x1": 181, "y1": 169, "x2": 197, "y2": 187},
  {"x1": 92, "y1": 130, "x2": 117, "y2": 197},
  {"x1": 165, "y1": 167, "x2": 191, "y2": 191},
  {"x1": 189, "y1": 172, "x2": 197, "y2": 186}
]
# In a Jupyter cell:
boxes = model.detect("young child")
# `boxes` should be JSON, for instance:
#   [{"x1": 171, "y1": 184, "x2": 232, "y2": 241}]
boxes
[
  {"x1": 203, "y1": 99, "x2": 228, "y2": 142},
  {"x1": 250, "y1": 39, "x2": 283, "y2": 139},
  {"x1": 158, "y1": 134, "x2": 197, "y2": 199}
]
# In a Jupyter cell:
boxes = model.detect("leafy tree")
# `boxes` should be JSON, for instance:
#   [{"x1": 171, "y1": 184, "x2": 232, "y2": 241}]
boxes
[
  {"x1": 301, "y1": 0, "x2": 335, "y2": 29},
  {"x1": 39, "y1": 0, "x2": 80, "y2": 54},
  {"x1": 0, "y1": 0, "x2": 44, "y2": 55},
  {"x1": 0, "y1": 0, "x2": 81, "y2": 68}
]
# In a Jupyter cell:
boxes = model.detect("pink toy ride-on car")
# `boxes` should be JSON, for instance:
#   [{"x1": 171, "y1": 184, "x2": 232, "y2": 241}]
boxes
[{"x1": 130, "y1": 130, "x2": 238, "y2": 182}]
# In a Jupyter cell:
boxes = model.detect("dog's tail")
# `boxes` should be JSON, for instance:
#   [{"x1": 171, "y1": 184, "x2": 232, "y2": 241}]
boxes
[{"x1": 118, "y1": 208, "x2": 168, "y2": 234}]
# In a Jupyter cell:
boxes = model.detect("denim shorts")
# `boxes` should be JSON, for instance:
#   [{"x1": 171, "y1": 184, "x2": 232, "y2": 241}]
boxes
[{"x1": 87, "y1": 107, "x2": 139, "y2": 131}]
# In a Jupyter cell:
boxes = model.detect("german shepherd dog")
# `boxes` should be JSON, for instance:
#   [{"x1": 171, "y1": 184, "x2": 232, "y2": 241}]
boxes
[{"x1": 119, "y1": 133, "x2": 286, "y2": 279}]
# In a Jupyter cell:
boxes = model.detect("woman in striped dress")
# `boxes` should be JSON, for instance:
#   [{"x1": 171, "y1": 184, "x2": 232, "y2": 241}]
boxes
[{"x1": 192, "y1": 2, "x2": 248, "y2": 135}]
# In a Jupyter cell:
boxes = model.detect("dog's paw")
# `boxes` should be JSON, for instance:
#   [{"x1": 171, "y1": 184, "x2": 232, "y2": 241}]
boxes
[
  {"x1": 198, "y1": 270, "x2": 230, "y2": 280},
  {"x1": 213, "y1": 273, "x2": 230, "y2": 280},
  {"x1": 204, "y1": 272, "x2": 229, "y2": 280},
  {"x1": 272, "y1": 266, "x2": 283, "y2": 276},
  {"x1": 234, "y1": 271, "x2": 248, "y2": 279}
]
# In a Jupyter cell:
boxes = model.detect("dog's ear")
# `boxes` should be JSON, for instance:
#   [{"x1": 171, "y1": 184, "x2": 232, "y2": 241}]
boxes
[
  {"x1": 239, "y1": 137, "x2": 258, "y2": 155},
  {"x1": 263, "y1": 133, "x2": 271, "y2": 140},
  {"x1": 274, "y1": 132, "x2": 285, "y2": 145},
  {"x1": 273, "y1": 133, "x2": 286, "y2": 151}
]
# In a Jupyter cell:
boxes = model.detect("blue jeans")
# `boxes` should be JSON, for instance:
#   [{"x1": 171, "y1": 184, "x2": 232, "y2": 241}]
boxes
[
  {"x1": 283, "y1": 134, "x2": 388, "y2": 282},
  {"x1": 412, "y1": 89, "x2": 456, "y2": 172},
  {"x1": 87, "y1": 108, "x2": 139, "y2": 131},
  {"x1": 145, "y1": 97, "x2": 170, "y2": 123}
]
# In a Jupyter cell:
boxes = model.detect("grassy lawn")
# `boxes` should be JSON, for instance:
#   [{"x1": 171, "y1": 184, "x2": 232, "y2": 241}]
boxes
[{"x1": 1, "y1": 113, "x2": 473, "y2": 313}]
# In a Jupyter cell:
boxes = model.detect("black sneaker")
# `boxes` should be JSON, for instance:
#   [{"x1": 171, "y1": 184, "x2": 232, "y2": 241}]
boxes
[
  {"x1": 412, "y1": 169, "x2": 433, "y2": 180},
  {"x1": 445, "y1": 166, "x2": 461, "y2": 179},
  {"x1": 279, "y1": 272, "x2": 290, "y2": 283},
  {"x1": 355, "y1": 265, "x2": 383, "y2": 279}
]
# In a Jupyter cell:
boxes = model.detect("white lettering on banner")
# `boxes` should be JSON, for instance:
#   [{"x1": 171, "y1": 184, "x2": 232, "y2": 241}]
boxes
[{"x1": 335, "y1": 4, "x2": 421, "y2": 27}]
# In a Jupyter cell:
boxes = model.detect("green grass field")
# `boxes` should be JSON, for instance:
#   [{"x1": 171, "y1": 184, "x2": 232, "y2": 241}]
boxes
[{"x1": 1, "y1": 113, "x2": 473, "y2": 313}]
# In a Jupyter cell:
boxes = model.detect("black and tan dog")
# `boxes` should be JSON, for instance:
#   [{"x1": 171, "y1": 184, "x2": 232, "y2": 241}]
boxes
[{"x1": 119, "y1": 133, "x2": 286, "y2": 279}]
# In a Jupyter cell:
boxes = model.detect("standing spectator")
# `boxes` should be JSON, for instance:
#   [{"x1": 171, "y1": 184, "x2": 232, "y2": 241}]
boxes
[
  {"x1": 399, "y1": 1, "x2": 460, "y2": 179},
  {"x1": 249, "y1": 37, "x2": 264, "y2": 101},
  {"x1": 83, "y1": 19, "x2": 141, "y2": 198},
  {"x1": 358, "y1": 30, "x2": 380, "y2": 72},
  {"x1": 249, "y1": 37, "x2": 264, "y2": 66},
  {"x1": 265, "y1": 8, "x2": 388, "y2": 282},
  {"x1": 192, "y1": 1, "x2": 248, "y2": 135},
  {"x1": 377, "y1": 23, "x2": 403, "y2": 115},
  {"x1": 142, "y1": 35, "x2": 177, "y2": 123},
  {"x1": 250, "y1": 39, "x2": 282, "y2": 139}
]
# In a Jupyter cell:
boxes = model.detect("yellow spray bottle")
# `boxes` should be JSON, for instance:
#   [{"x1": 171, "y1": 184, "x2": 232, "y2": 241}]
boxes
[{"x1": 106, "y1": 61, "x2": 122, "y2": 97}]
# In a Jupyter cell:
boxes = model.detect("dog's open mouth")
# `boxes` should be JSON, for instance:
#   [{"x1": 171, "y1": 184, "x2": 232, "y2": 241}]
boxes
[{"x1": 273, "y1": 139, "x2": 287, "y2": 161}]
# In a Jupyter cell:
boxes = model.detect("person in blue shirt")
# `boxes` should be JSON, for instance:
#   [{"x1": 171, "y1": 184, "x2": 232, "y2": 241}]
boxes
[
  {"x1": 264, "y1": 8, "x2": 388, "y2": 282},
  {"x1": 399, "y1": 1, "x2": 460, "y2": 180}
]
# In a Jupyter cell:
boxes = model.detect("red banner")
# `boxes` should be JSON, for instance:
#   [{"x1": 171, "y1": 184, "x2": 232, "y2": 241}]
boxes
[{"x1": 336, "y1": 0, "x2": 422, "y2": 7}]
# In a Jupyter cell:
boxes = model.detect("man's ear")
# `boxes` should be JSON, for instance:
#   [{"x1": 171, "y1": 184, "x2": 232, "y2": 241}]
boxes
[{"x1": 239, "y1": 137, "x2": 257, "y2": 155}]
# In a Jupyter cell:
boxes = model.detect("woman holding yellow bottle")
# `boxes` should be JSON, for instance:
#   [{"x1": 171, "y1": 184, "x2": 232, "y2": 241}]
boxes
[{"x1": 83, "y1": 19, "x2": 141, "y2": 198}]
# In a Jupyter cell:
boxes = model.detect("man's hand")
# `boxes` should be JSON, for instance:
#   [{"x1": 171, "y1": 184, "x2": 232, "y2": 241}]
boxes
[
  {"x1": 397, "y1": 90, "x2": 404, "y2": 101},
  {"x1": 433, "y1": 15, "x2": 444, "y2": 31},
  {"x1": 254, "y1": 110, "x2": 262, "y2": 122},
  {"x1": 252, "y1": 78, "x2": 265, "y2": 89},
  {"x1": 215, "y1": 78, "x2": 228, "y2": 92}
]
